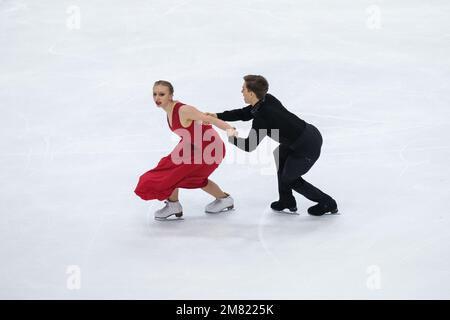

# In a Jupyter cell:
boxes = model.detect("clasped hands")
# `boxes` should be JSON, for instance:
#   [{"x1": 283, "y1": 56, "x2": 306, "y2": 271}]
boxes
[{"x1": 204, "y1": 112, "x2": 238, "y2": 138}]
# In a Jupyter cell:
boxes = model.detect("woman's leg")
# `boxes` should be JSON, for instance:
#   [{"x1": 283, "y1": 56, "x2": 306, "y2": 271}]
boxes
[
  {"x1": 168, "y1": 188, "x2": 179, "y2": 202},
  {"x1": 202, "y1": 179, "x2": 227, "y2": 199}
]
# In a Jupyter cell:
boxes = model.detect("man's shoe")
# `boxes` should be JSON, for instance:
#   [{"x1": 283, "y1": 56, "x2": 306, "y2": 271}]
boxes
[
  {"x1": 271, "y1": 199, "x2": 297, "y2": 212},
  {"x1": 308, "y1": 199, "x2": 338, "y2": 216}
]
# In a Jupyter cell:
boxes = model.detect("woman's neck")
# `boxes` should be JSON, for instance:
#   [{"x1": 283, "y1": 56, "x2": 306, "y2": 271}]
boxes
[{"x1": 163, "y1": 101, "x2": 176, "y2": 114}]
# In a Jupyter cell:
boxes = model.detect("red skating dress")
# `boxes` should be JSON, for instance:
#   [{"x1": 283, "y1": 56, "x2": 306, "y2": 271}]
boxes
[{"x1": 135, "y1": 102, "x2": 226, "y2": 201}]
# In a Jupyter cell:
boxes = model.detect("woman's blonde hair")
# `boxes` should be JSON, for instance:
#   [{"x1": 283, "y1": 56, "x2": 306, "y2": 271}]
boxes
[{"x1": 153, "y1": 80, "x2": 174, "y2": 95}]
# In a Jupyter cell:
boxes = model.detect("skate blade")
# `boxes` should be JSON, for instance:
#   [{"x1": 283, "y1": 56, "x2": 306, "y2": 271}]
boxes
[
  {"x1": 272, "y1": 208, "x2": 299, "y2": 215},
  {"x1": 205, "y1": 205, "x2": 234, "y2": 214},
  {"x1": 154, "y1": 212, "x2": 183, "y2": 221},
  {"x1": 310, "y1": 209, "x2": 340, "y2": 216}
]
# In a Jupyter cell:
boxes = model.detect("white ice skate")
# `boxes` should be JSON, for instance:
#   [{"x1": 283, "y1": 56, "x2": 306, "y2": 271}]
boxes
[
  {"x1": 154, "y1": 200, "x2": 183, "y2": 220},
  {"x1": 205, "y1": 193, "x2": 234, "y2": 213}
]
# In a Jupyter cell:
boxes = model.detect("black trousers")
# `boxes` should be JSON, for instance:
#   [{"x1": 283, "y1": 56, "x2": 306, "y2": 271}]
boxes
[{"x1": 274, "y1": 123, "x2": 331, "y2": 204}]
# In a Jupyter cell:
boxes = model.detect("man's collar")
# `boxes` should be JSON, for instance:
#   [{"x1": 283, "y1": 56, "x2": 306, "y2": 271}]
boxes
[{"x1": 250, "y1": 94, "x2": 266, "y2": 115}]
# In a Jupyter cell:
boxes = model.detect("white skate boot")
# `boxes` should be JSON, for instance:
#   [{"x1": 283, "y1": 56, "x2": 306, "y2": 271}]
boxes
[
  {"x1": 154, "y1": 200, "x2": 183, "y2": 220},
  {"x1": 205, "y1": 193, "x2": 234, "y2": 213}
]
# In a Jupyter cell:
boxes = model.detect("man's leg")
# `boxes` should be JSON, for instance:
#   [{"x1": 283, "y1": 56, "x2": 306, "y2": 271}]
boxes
[
  {"x1": 292, "y1": 177, "x2": 332, "y2": 203},
  {"x1": 279, "y1": 154, "x2": 337, "y2": 216},
  {"x1": 280, "y1": 147, "x2": 333, "y2": 202},
  {"x1": 272, "y1": 145, "x2": 297, "y2": 211},
  {"x1": 280, "y1": 123, "x2": 337, "y2": 215}
]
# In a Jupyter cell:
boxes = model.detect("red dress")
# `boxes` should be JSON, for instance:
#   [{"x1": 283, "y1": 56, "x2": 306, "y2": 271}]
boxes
[{"x1": 135, "y1": 102, "x2": 226, "y2": 201}]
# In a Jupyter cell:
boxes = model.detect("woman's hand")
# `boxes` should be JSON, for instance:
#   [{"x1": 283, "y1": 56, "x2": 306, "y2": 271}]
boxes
[
  {"x1": 226, "y1": 127, "x2": 238, "y2": 137},
  {"x1": 180, "y1": 105, "x2": 233, "y2": 132}
]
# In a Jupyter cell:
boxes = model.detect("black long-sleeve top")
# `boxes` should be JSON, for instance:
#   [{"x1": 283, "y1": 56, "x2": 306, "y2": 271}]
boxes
[{"x1": 216, "y1": 93, "x2": 307, "y2": 152}]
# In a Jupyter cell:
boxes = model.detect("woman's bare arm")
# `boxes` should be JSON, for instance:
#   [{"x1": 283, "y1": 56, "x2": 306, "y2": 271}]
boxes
[{"x1": 180, "y1": 105, "x2": 237, "y2": 135}]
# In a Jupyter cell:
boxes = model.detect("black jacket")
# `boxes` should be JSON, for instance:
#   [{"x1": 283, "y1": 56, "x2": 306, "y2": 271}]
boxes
[{"x1": 216, "y1": 93, "x2": 307, "y2": 152}]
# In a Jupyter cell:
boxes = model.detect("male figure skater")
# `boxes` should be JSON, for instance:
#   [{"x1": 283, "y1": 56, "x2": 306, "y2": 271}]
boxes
[{"x1": 207, "y1": 75, "x2": 338, "y2": 216}]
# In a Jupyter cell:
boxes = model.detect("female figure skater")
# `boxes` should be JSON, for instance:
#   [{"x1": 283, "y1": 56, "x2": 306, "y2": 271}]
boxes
[{"x1": 135, "y1": 80, "x2": 236, "y2": 220}]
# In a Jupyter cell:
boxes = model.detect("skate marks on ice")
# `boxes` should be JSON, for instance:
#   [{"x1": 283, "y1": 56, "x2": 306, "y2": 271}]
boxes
[
  {"x1": 257, "y1": 207, "x2": 341, "y2": 268},
  {"x1": 312, "y1": 111, "x2": 450, "y2": 180},
  {"x1": 145, "y1": 212, "x2": 243, "y2": 243},
  {"x1": 145, "y1": 204, "x2": 341, "y2": 262},
  {"x1": 398, "y1": 138, "x2": 433, "y2": 179},
  {"x1": 258, "y1": 208, "x2": 293, "y2": 266},
  {"x1": 161, "y1": 0, "x2": 193, "y2": 17},
  {"x1": 1, "y1": 1, "x2": 29, "y2": 13}
]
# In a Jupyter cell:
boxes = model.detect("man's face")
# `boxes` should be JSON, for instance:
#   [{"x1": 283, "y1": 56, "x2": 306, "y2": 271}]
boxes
[{"x1": 241, "y1": 82, "x2": 253, "y2": 104}]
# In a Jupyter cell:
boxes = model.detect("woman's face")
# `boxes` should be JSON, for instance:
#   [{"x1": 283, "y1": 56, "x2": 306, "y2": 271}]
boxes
[{"x1": 153, "y1": 85, "x2": 173, "y2": 108}]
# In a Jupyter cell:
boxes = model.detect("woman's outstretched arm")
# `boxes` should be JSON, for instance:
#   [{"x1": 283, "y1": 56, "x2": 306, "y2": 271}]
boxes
[{"x1": 180, "y1": 105, "x2": 237, "y2": 135}]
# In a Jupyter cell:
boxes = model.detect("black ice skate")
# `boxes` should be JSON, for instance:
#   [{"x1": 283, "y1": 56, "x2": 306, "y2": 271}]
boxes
[
  {"x1": 270, "y1": 199, "x2": 298, "y2": 213},
  {"x1": 308, "y1": 198, "x2": 338, "y2": 216}
]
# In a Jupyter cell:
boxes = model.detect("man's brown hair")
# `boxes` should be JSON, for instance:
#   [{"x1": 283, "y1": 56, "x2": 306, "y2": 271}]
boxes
[{"x1": 243, "y1": 75, "x2": 269, "y2": 99}]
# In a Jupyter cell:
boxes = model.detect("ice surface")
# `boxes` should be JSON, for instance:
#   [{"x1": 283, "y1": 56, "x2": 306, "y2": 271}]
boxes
[{"x1": 1, "y1": 0, "x2": 449, "y2": 299}]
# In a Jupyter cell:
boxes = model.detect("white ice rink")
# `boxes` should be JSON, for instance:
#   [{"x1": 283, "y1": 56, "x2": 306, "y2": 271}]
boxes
[{"x1": 1, "y1": 0, "x2": 449, "y2": 299}]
